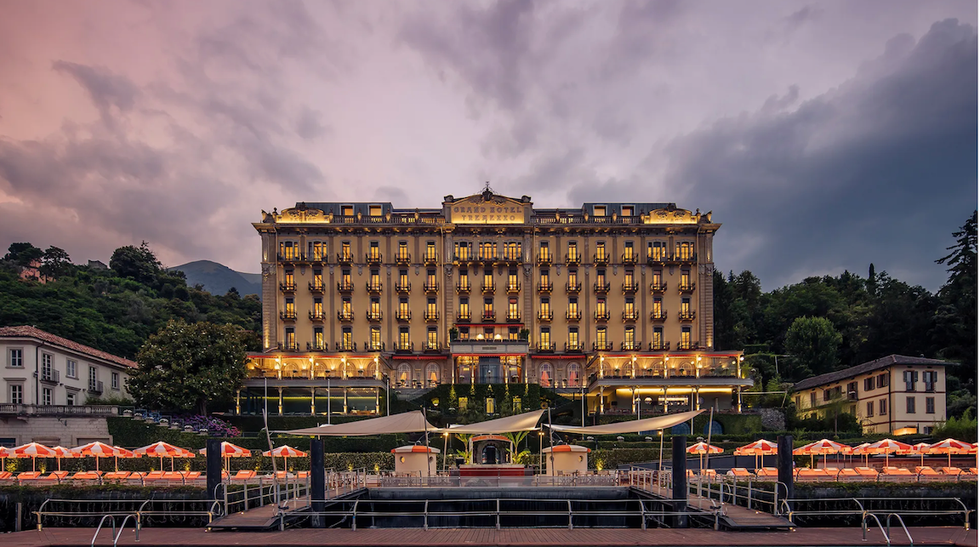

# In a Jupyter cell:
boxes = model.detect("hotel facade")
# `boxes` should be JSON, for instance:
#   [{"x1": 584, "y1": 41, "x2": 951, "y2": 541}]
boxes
[{"x1": 244, "y1": 189, "x2": 748, "y2": 417}]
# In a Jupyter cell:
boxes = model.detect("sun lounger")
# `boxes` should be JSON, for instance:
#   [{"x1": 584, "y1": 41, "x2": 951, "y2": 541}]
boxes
[
  {"x1": 955, "y1": 467, "x2": 977, "y2": 481},
  {"x1": 297, "y1": 471, "x2": 310, "y2": 479},
  {"x1": 837, "y1": 468, "x2": 862, "y2": 482},
  {"x1": 103, "y1": 471, "x2": 131, "y2": 481},
  {"x1": 754, "y1": 467, "x2": 779, "y2": 480},
  {"x1": 39, "y1": 471, "x2": 70, "y2": 482},
  {"x1": 17, "y1": 472, "x2": 42, "y2": 482},
  {"x1": 854, "y1": 467, "x2": 879, "y2": 481},
  {"x1": 231, "y1": 470, "x2": 257, "y2": 481},
  {"x1": 274, "y1": 471, "x2": 293, "y2": 480},
  {"x1": 915, "y1": 466, "x2": 943, "y2": 482},
  {"x1": 162, "y1": 471, "x2": 185, "y2": 483},
  {"x1": 142, "y1": 471, "x2": 167, "y2": 482},
  {"x1": 0, "y1": 471, "x2": 13, "y2": 481},
  {"x1": 183, "y1": 471, "x2": 202, "y2": 481},
  {"x1": 940, "y1": 467, "x2": 963, "y2": 477},
  {"x1": 822, "y1": 467, "x2": 841, "y2": 480},
  {"x1": 796, "y1": 468, "x2": 828, "y2": 482},
  {"x1": 726, "y1": 468, "x2": 753, "y2": 479},
  {"x1": 70, "y1": 471, "x2": 101, "y2": 481},
  {"x1": 879, "y1": 467, "x2": 915, "y2": 483}
]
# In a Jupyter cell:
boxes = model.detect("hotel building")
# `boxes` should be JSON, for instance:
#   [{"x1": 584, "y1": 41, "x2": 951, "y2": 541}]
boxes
[
  {"x1": 793, "y1": 355, "x2": 952, "y2": 435},
  {"x1": 244, "y1": 189, "x2": 748, "y2": 417}
]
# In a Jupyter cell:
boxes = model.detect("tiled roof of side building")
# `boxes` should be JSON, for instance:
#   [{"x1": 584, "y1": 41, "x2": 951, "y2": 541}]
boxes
[
  {"x1": 792, "y1": 354, "x2": 954, "y2": 392},
  {"x1": 0, "y1": 326, "x2": 138, "y2": 369}
]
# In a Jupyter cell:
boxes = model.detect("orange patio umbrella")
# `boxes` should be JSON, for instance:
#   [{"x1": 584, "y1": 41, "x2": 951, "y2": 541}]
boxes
[
  {"x1": 925, "y1": 438, "x2": 972, "y2": 467},
  {"x1": 11, "y1": 442, "x2": 57, "y2": 472},
  {"x1": 793, "y1": 439, "x2": 852, "y2": 468},
  {"x1": 262, "y1": 445, "x2": 307, "y2": 473},
  {"x1": 863, "y1": 439, "x2": 912, "y2": 468},
  {"x1": 199, "y1": 441, "x2": 251, "y2": 473},
  {"x1": 135, "y1": 441, "x2": 195, "y2": 472},
  {"x1": 71, "y1": 441, "x2": 126, "y2": 473},
  {"x1": 850, "y1": 443, "x2": 873, "y2": 466},
  {"x1": 687, "y1": 441, "x2": 723, "y2": 472},
  {"x1": 49, "y1": 446, "x2": 77, "y2": 472},
  {"x1": 897, "y1": 442, "x2": 932, "y2": 467},
  {"x1": 734, "y1": 439, "x2": 778, "y2": 469}
]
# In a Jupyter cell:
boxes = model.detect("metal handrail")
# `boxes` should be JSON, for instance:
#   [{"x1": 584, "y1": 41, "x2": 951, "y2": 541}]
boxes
[
  {"x1": 886, "y1": 513, "x2": 914, "y2": 546},
  {"x1": 863, "y1": 512, "x2": 889, "y2": 545}
]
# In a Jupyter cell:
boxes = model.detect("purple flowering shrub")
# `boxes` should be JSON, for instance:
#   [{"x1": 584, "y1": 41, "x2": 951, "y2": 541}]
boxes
[{"x1": 178, "y1": 414, "x2": 242, "y2": 437}]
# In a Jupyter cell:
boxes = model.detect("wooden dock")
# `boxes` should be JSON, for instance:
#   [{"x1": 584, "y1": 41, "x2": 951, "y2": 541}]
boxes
[{"x1": 636, "y1": 483, "x2": 793, "y2": 530}]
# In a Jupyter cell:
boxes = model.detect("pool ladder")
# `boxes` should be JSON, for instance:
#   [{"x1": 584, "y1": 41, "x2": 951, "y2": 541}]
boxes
[
  {"x1": 91, "y1": 513, "x2": 140, "y2": 547},
  {"x1": 863, "y1": 512, "x2": 913, "y2": 546}
]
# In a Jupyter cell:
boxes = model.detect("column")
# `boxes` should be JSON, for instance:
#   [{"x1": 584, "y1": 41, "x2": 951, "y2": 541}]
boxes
[
  {"x1": 310, "y1": 387, "x2": 316, "y2": 416},
  {"x1": 343, "y1": 387, "x2": 349, "y2": 414},
  {"x1": 277, "y1": 387, "x2": 284, "y2": 416}
]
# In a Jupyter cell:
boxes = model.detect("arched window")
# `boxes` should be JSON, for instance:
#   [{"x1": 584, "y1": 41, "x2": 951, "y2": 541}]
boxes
[
  {"x1": 539, "y1": 362, "x2": 552, "y2": 388},
  {"x1": 426, "y1": 363, "x2": 441, "y2": 386},
  {"x1": 568, "y1": 363, "x2": 581, "y2": 387},
  {"x1": 396, "y1": 363, "x2": 411, "y2": 386}
]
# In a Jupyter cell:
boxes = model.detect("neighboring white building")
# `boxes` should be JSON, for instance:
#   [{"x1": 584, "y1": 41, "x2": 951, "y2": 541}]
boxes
[{"x1": 0, "y1": 325, "x2": 137, "y2": 408}]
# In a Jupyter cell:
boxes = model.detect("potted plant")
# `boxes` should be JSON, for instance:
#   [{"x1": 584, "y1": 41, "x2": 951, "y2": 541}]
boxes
[
  {"x1": 518, "y1": 328, "x2": 530, "y2": 342},
  {"x1": 449, "y1": 327, "x2": 459, "y2": 341}
]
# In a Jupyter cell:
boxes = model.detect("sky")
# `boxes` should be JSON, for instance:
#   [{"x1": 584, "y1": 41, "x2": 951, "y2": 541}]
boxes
[{"x1": 0, "y1": 0, "x2": 976, "y2": 291}]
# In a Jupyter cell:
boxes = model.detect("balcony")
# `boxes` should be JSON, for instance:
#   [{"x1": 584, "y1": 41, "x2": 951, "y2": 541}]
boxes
[
  {"x1": 366, "y1": 310, "x2": 384, "y2": 322},
  {"x1": 565, "y1": 253, "x2": 581, "y2": 265},
  {"x1": 594, "y1": 310, "x2": 610, "y2": 321},
  {"x1": 454, "y1": 253, "x2": 473, "y2": 263},
  {"x1": 279, "y1": 282, "x2": 296, "y2": 292},
  {"x1": 506, "y1": 282, "x2": 521, "y2": 294},
  {"x1": 593, "y1": 254, "x2": 610, "y2": 266},
  {"x1": 279, "y1": 310, "x2": 297, "y2": 321},
  {"x1": 482, "y1": 282, "x2": 496, "y2": 294},
  {"x1": 277, "y1": 253, "x2": 305, "y2": 262},
  {"x1": 309, "y1": 253, "x2": 327, "y2": 264},
  {"x1": 338, "y1": 281, "x2": 354, "y2": 293},
  {"x1": 424, "y1": 282, "x2": 439, "y2": 294},
  {"x1": 309, "y1": 281, "x2": 325, "y2": 293},
  {"x1": 622, "y1": 253, "x2": 638, "y2": 265},
  {"x1": 650, "y1": 281, "x2": 667, "y2": 294},
  {"x1": 482, "y1": 311, "x2": 496, "y2": 322},
  {"x1": 337, "y1": 310, "x2": 354, "y2": 322},
  {"x1": 337, "y1": 252, "x2": 353, "y2": 265},
  {"x1": 565, "y1": 310, "x2": 582, "y2": 321},
  {"x1": 306, "y1": 341, "x2": 326, "y2": 351},
  {"x1": 537, "y1": 281, "x2": 553, "y2": 293},
  {"x1": 449, "y1": 339, "x2": 529, "y2": 355},
  {"x1": 424, "y1": 252, "x2": 439, "y2": 265},
  {"x1": 679, "y1": 310, "x2": 696, "y2": 321},
  {"x1": 40, "y1": 370, "x2": 60, "y2": 384},
  {"x1": 677, "y1": 341, "x2": 700, "y2": 351},
  {"x1": 622, "y1": 282, "x2": 639, "y2": 294},
  {"x1": 593, "y1": 341, "x2": 613, "y2": 351},
  {"x1": 621, "y1": 341, "x2": 642, "y2": 351},
  {"x1": 277, "y1": 342, "x2": 300, "y2": 352},
  {"x1": 622, "y1": 310, "x2": 640, "y2": 321},
  {"x1": 395, "y1": 341, "x2": 414, "y2": 353},
  {"x1": 365, "y1": 341, "x2": 386, "y2": 352},
  {"x1": 336, "y1": 341, "x2": 357, "y2": 352},
  {"x1": 506, "y1": 311, "x2": 522, "y2": 322},
  {"x1": 309, "y1": 310, "x2": 326, "y2": 322},
  {"x1": 88, "y1": 381, "x2": 105, "y2": 394},
  {"x1": 650, "y1": 310, "x2": 668, "y2": 322},
  {"x1": 366, "y1": 252, "x2": 383, "y2": 265},
  {"x1": 649, "y1": 341, "x2": 670, "y2": 351},
  {"x1": 366, "y1": 281, "x2": 383, "y2": 294},
  {"x1": 456, "y1": 281, "x2": 471, "y2": 293},
  {"x1": 537, "y1": 253, "x2": 553, "y2": 266},
  {"x1": 395, "y1": 310, "x2": 412, "y2": 321},
  {"x1": 388, "y1": 281, "x2": 408, "y2": 294},
  {"x1": 537, "y1": 310, "x2": 554, "y2": 321},
  {"x1": 425, "y1": 310, "x2": 440, "y2": 322},
  {"x1": 565, "y1": 342, "x2": 584, "y2": 352},
  {"x1": 565, "y1": 282, "x2": 582, "y2": 293},
  {"x1": 424, "y1": 340, "x2": 442, "y2": 352},
  {"x1": 456, "y1": 310, "x2": 471, "y2": 322},
  {"x1": 679, "y1": 282, "x2": 696, "y2": 293},
  {"x1": 478, "y1": 253, "x2": 496, "y2": 264},
  {"x1": 535, "y1": 342, "x2": 556, "y2": 353},
  {"x1": 501, "y1": 253, "x2": 521, "y2": 263},
  {"x1": 593, "y1": 281, "x2": 610, "y2": 294},
  {"x1": 395, "y1": 252, "x2": 411, "y2": 265}
]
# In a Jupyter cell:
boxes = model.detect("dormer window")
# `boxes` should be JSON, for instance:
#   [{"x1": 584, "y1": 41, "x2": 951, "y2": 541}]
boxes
[
  {"x1": 593, "y1": 205, "x2": 606, "y2": 216},
  {"x1": 341, "y1": 205, "x2": 354, "y2": 216},
  {"x1": 621, "y1": 205, "x2": 634, "y2": 217},
  {"x1": 369, "y1": 205, "x2": 383, "y2": 216}
]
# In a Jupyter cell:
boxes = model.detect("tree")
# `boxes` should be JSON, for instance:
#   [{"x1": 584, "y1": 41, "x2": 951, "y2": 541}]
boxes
[
  {"x1": 128, "y1": 320, "x2": 250, "y2": 414},
  {"x1": 3, "y1": 242, "x2": 43, "y2": 267},
  {"x1": 784, "y1": 316, "x2": 842, "y2": 381},
  {"x1": 110, "y1": 241, "x2": 162, "y2": 285},
  {"x1": 40, "y1": 246, "x2": 72, "y2": 278},
  {"x1": 935, "y1": 210, "x2": 977, "y2": 390}
]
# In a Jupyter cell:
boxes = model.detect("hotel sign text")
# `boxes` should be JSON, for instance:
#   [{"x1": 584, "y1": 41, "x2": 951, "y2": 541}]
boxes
[{"x1": 451, "y1": 196, "x2": 528, "y2": 224}]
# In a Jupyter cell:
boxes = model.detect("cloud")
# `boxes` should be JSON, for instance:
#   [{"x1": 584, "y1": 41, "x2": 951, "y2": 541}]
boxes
[{"x1": 52, "y1": 61, "x2": 141, "y2": 129}]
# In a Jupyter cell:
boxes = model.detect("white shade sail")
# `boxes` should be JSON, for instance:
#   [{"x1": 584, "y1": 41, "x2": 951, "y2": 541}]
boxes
[
  {"x1": 549, "y1": 409, "x2": 704, "y2": 435},
  {"x1": 441, "y1": 410, "x2": 545, "y2": 434},
  {"x1": 284, "y1": 410, "x2": 438, "y2": 436}
]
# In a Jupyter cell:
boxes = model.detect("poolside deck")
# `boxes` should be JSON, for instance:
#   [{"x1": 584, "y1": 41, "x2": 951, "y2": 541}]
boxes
[{"x1": 5, "y1": 526, "x2": 977, "y2": 547}]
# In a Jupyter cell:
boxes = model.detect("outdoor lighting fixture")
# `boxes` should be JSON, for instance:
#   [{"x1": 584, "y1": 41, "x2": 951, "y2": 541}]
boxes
[
  {"x1": 477, "y1": 334, "x2": 484, "y2": 340},
  {"x1": 494, "y1": 334, "x2": 502, "y2": 340}
]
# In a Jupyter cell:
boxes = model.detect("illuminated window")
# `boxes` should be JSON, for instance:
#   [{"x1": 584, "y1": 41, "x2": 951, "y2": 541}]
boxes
[
  {"x1": 342, "y1": 328, "x2": 352, "y2": 348},
  {"x1": 397, "y1": 241, "x2": 409, "y2": 261},
  {"x1": 486, "y1": 398, "x2": 495, "y2": 414},
  {"x1": 341, "y1": 205, "x2": 354, "y2": 216},
  {"x1": 314, "y1": 327, "x2": 324, "y2": 348},
  {"x1": 458, "y1": 397, "x2": 468, "y2": 410},
  {"x1": 593, "y1": 205, "x2": 606, "y2": 216},
  {"x1": 623, "y1": 241, "x2": 634, "y2": 260},
  {"x1": 483, "y1": 298, "x2": 494, "y2": 318},
  {"x1": 369, "y1": 205, "x2": 382, "y2": 216},
  {"x1": 283, "y1": 269, "x2": 295, "y2": 288},
  {"x1": 370, "y1": 327, "x2": 382, "y2": 350},
  {"x1": 596, "y1": 327, "x2": 607, "y2": 346},
  {"x1": 595, "y1": 241, "x2": 607, "y2": 260},
  {"x1": 680, "y1": 327, "x2": 691, "y2": 349},
  {"x1": 568, "y1": 327, "x2": 579, "y2": 348},
  {"x1": 426, "y1": 241, "x2": 437, "y2": 261},
  {"x1": 459, "y1": 298, "x2": 469, "y2": 318},
  {"x1": 676, "y1": 241, "x2": 693, "y2": 260},
  {"x1": 568, "y1": 297, "x2": 578, "y2": 315},
  {"x1": 567, "y1": 241, "x2": 579, "y2": 261},
  {"x1": 624, "y1": 326, "x2": 635, "y2": 347},
  {"x1": 313, "y1": 297, "x2": 323, "y2": 316},
  {"x1": 539, "y1": 328, "x2": 551, "y2": 348},
  {"x1": 369, "y1": 241, "x2": 380, "y2": 260},
  {"x1": 648, "y1": 241, "x2": 665, "y2": 261},
  {"x1": 310, "y1": 241, "x2": 326, "y2": 261},
  {"x1": 652, "y1": 327, "x2": 663, "y2": 349},
  {"x1": 455, "y1": 242, "x2": 471, "y2": 260}
]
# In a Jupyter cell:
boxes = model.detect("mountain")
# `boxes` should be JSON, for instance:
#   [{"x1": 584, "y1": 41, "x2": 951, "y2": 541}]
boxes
[{"x1": 169, "y1": 260, "x2": 262, "y2": 298}]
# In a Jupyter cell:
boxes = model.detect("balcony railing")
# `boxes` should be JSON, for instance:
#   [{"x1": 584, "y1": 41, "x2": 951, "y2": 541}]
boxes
[
  {"x1": 622, "y1": 310, "x2": 640, "y2": 321},
  {"x1": 366, "y1": 252, "x2": 383, "y2": 264},
  {"x1": 309, "y1": 310, "x2": 325, "y2": 322},
  {"x1": 277, "y1": 342, "x2": 299, "y2": 352},
  {"x1": 565, "y1": 342, "x2": 584, "y2": 352},
  {"x1": 650, "y1": 310, "x2": 668, "y2": 322},
  {"x1": 649, "y1": 341, "x2": 670, "y2": 351},
  {"x1": 456, "y1": 281, "x2": 471, "y2": 293},
  {"x1": 502, "y1": 253, "x2": 521, "y2": 263},
  {"x1": 566, "y1": 282, "x2": 582, "y2": 293},
  {"x1": 565, "y1": 310, "x2": 582, "y2": 321},
  {"x1": 40, "y1": 370, "x2": 60, "y2": 384},
  {"x1": 395, "y1": 252, "x2": 411, "y2": 265},
  {"x1": 279, "y1": 310, "x2": 297, "y2": 321},
  {"x1": 650, "y1": 281, "x2": 667, "y2": 293},
  {"x1": 479, "y1": 253, "x2": 496, "y2": 263},
  {"x1": 395, "y1": 310, "x2": 412, "y2": 321},
  {"x1": 679, "y1": 282, "x2": 696, "y2": 293},
  {"x1": 279, "y1": 282, "x2": 296, "y2": 292},
  {"x1": 337, "y1": 281, "x2": 354, "y2": 293},
  {"x1": 622, "y1": 253, "x2": 638, "y2": 265},
  {"x1": 456, "y1": 311, "x2": 471, "y2": 322},
  {"x1": 679, "y1": 310, "x2": 696, "y2": 321},
  {"x1": 88, "y1": 381, "x2": 105, "y2": 394},
  {"x1": 622, "y1": 282, "x2": 638, "y2": 294},
  {"x1": 454, "y1": 253, "x2": 473, "y2": 262},
  {"x1": 647, "y1": 253, "x2": 698, "y2": 264},
  {"x1": 336, "y1": 341, "x2": 357, "y2": 352},
  {"x1": 277, "y1": 253, "x2": 305, "y2": 262},
  {"x1": 307, "y1": 341, "x2": 326, "y2": 351},
  {"x1": 365, "y1": 341, "x2": 386, "y2": 352},
  {"x1": 677, "y1": 341, "x2": 700, "y2": 351},
  {"x1": 537, "y1": 281, "x2": 553, "y2": 293},
  {"x1": 593, "y1": 254, "x2": 610, "y2": 266},
  {"x1": 0, "y1": 404, "x2": 119, "y2": 416},
  {"x1": 395, "y1": 341, "x2": 414, "y2": 353},
  {"x1": 593, "y1": 281, "x2": 610, "y2": 294},
  {"x1": 482, "y1": 311, "x2": 496, "y2": 322},
  {"x1": 537, "y1": 253, "x2": 553, "y2": 265},
  {"x1": 424, "y1": 340, "x2": 441, "y2": 352},
  {"x1": 395, "y1": 281, "x2": 411, "y2": 293},
  {"x1": 309, "y1": 281, "x2": 325, "y2": 293},
  {"x1": 337, "y1": 310, "x2": 354, "y2": 322},
  {"x1": 366, "y1": 281, "x2": 383, "y2": 294},
  {"x1": 506, "y1": 283, "x2": 521, "y2": 294},
  {"x1": 621, "y1": 341, "x2": 642, "y2": 351},
  {"x1": 594, "y1": 310, "x2": 610, "y2": 321},
  {"x1": 593, "y1": 341, "x2": 613, "y2": 351},
  {"x1": 366, "y1": 310, "x2": 384, "y2": 321},
  {"x1": 506, "y1": 311, "x2": 522, "y2": 322},
  {"x1": 482, "y1": 282, "x2": 496, "y2": 294},
  {"x1": 424, "y1": 310, "x2": 440, "y2": 322},
  {"x1": 537, "y1": 310, "x2": 553, "y2": 321},
  {"x1": 535, "y1": 342, "x2": 556, "y2": 352},
  {"x1": 424, "y1": 282, "x2": 439, "y2": 294},
  {"x1": 423, "y1": 252, "x2": 439, "y2": 265},
  {"x1": 566, "y1": 253, "x2": 581, "y2": 265},
  {"x1": 337, "y1": 252, "x2": 353, "y2": 264}
]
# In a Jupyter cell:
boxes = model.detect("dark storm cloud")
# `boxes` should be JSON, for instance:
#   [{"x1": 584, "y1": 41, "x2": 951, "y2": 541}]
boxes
[
  {"x1": 51, "y1": 61, "x2": 140, "y2": 128},
  {"x1": 657, "y1": 19, "x2": 977, "y2": 290}
]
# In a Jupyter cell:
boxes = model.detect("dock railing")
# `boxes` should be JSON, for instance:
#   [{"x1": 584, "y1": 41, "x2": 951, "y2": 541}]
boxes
[{"x1": 779, "y1": 496, "x2": 972, "y2": 530}]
